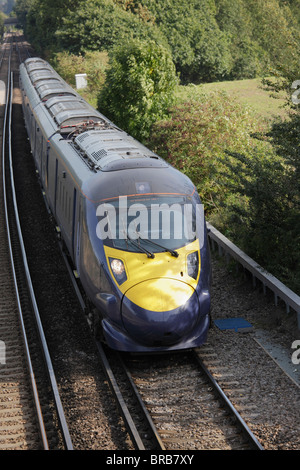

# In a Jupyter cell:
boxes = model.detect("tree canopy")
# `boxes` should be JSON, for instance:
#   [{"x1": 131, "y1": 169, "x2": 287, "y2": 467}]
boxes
[{"x1": 14, "y1": 0, "x2": 300, "y2": 83}]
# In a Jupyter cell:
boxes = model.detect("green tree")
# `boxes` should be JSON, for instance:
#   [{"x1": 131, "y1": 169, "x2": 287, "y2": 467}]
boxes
[
  {"x1": 215, "y1": 0, "x2": 267, "y2": 79},
  {"x1": 98, "y1": 39, "x2": 178, "y2": 140},
  {"x1": 56, "y1": 0, "x2": 167, "y2": 55},
  {"x1": 218, "y1": 143, "x2": 300, "y2": 293},
  {"x1": 15, "y1": 0, "x2": 300, "y2": 84},
  {"x1": 245, "y1": 0, "x2": 300, "y2": 76},
  {"x1": 14, "y1": 0, "x2": 34, "y2": 32},
  {"x1": 15, "y1": 0, "x2": 81, "y2": 53},
  {"x1": 136, "y1": 0, "x2": 233, "y2": 83}
]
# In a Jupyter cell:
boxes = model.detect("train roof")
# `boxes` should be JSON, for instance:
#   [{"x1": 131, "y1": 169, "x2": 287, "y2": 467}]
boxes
[
  {"x1": 44, "y1": 95, "x2": 102, "y2": 127},
  {"x1": 20, "y1": 57, "x2": 170, "y2": 175},
  {"x1": 72, "y1": 129, "x2": 168, "y2": 172},
  {"x1": 22, "y1": 57, "x2": 108, "y2": 128},
  {"x1": 20, "y1": 57, "x2": 198, "y2": 203}
]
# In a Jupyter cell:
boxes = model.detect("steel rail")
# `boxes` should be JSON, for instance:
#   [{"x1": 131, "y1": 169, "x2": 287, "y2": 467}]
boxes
[
  {"x1": 192, "y1": 351, "x2": 264, "y2": 450},
  {"x1": 2, "y1": 51, "x2": 49, "y2": 450},
  {"x1": 3, "y1": 61, "x2": 73, "y2": 449},
  {"x1": 116, "y1": 352, "x2": 166, "y2": 450},
  {"x1": 57, "y1": 240, "x2": 154, "y2": 450},
  {"x1": 94, "y1": 340, "x2": 146, "y2": 450},
  {"x1": 12, "y1": 37, "x2": 74, "y2": 449},
  {"x1": 8, "y1": 72, "x2": 73, "y2": 449}
]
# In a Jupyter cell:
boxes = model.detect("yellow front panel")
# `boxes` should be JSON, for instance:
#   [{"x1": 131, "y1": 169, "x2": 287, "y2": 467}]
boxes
[
  {"x1": 104, "y1": 239, "x2": 200, "y2": 311},
  {"x1": 124, "y1": 278, "x2": 196, "y2": 311}
]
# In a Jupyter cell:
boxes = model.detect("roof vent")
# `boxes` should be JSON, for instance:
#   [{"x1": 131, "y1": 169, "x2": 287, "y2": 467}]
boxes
[
  {"x1": 74, "y1": 130, "x2": 143, "y2": 167},
  {"x1": 91, "y1": 149, "x2": 108, "y2": 161},
  {"x1": 73, "y1": 129, "x2": 167, "y2": 171}
]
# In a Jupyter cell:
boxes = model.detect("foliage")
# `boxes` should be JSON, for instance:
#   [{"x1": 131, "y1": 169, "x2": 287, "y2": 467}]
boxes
[
  {"x1": 13, "y1": 0, "x2": 34, "y2": 31},
  {"x1": 0, "y1": 11, "x2": 4, "y2": 37},
  {"x1": 245, "y1": 0, "x2": 300, "y2": 78},
  {"x1": 149, "y1": 91, "x2": 267, "y2": 211},
  {"x1": 15, "y1": 0, "x2": 81, "y2": 54},
  {"x1": 56, "y1": 0, "x2": 167, "y2": 55},
  {"x1": 51, "y1": 50, "x2": 109, "y2": 102},
  {"x1": 220, "y1": 0, "x2": 300, "y2": 293},
  {"x1": 97, "y1": 39, "x2": 178, "y2": 140},
  {"x1": 113, "y1": 0, "x2": 156, "y2": 23},
  {"x1": 208, "y1": 94, "x2": 300, "y2": 292},
  {"x1": 14, "y1": 0, "x2": 300, "y2": 83},
  {"x1": 149, "y1": 86, "x2": 300, "y2": 293},
  {"x1": 215, "y1": 0, "x2": 268, "y2": 79},
  {"x1": 131, "y1": 0, "x2": 233, "y2": 83},
  {"x1": 215, "y1": 143, "x2": 300, "y2": 294}
]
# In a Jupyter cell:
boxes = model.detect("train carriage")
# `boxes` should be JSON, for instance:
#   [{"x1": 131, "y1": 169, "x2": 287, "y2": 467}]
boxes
[{"x1": 19, "y1": 57, "x2": 211, "y2": 352}]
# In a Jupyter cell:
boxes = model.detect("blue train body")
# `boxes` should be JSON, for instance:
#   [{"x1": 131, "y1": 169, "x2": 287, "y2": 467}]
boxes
[{"x1": 20, "y1": 57, "x2": 211, "y2": 352}]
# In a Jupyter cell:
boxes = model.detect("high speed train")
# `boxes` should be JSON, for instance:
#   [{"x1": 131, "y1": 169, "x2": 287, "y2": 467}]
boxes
[{"x1": 19, "y1": 57, "x2": 211, "y2": 352}]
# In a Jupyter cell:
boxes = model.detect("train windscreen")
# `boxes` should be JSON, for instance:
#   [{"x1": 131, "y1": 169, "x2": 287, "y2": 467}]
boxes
[{"x1": 96, "y1": 194, "x2": 204, "y2": 253}]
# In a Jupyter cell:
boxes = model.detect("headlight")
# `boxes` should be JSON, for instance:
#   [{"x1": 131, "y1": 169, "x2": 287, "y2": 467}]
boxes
[
  {"x1": 109, "y1": 258, "x2": 127, "y2": 285},
  {"x1": 187, "y1": 252, "x2": 199, "y2": 280}
]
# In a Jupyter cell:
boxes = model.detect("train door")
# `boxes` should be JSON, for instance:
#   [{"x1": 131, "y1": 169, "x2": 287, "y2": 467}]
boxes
[
  {"x1": 35, "y1": 126, "x2": 43, "y2": 172},
  {"x1": 41, "y1": 139, "x2": 48, "y2": 188},
  {"x1": 75, "y1": 200, "x2": 82, "y2": 276},
  {"x1": 45, "y1": 141, "x2": 50, "y2": 189},
  {"x1": 54, "y1": 158, "x2": 58, "y2": 214},
  {"x1": 72, "y1": 188, "x2": 77, "y2": 259},
  {"x1": 30, "y1": 112, "x2": 36, "y2": 156}
]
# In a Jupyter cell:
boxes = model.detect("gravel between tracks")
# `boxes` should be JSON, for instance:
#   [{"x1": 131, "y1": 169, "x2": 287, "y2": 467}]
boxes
[{"x1": 202, "y1": 257, "x2": 300, "y2": 450}]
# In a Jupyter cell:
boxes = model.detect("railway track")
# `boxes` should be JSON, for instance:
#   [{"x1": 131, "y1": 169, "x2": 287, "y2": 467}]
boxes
[
  {"x1": 91, "y1": 343, "x2": 264, "y2": 450},
  {"x1": 0, "y1": 33, "x2": 72, "y2": 450}
]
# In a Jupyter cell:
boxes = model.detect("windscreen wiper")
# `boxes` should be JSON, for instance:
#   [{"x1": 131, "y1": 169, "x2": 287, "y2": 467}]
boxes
[
  {"x1": 121, "y1": 221, "x2": 154, "y2": 258},
  {"x1": 127, "y1": 234, "x2": 155, "y2": 259},
  {"x1": 139, "y1": 236, "x2": 179, "y2": 257}
]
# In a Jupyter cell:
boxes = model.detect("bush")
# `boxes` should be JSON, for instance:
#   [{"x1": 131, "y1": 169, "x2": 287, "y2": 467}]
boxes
[
  {"x1": 216, "y1": 146, "x2": 300, "y2": 294},
  {"x1": 97, "y1": 39, "x2": 178, "y2": 140},
  {"x1": 51, "y1": 51, "x2": 109, "y2": 106},
  {"x1": 149, "y1": 91, "x2": 266, "y2": 211},
  {"x1": 149, "y1": 89, "x2": 300, "y2": 293}
]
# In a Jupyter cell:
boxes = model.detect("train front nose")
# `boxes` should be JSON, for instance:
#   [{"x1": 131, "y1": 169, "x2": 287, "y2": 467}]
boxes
[{"x1": 121, "y1": 279, "x2": 199, "y2": 347}]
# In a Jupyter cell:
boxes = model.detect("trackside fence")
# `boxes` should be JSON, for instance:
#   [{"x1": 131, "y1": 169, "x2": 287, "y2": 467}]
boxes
[{"x1": 207, "y1": 222, "x2": 300, "y2": 330}]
